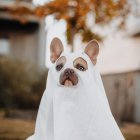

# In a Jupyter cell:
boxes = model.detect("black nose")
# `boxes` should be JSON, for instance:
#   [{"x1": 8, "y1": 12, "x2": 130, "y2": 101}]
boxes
[{"x1": 64, "y1": 68, "x2": 74, "y2": 76}]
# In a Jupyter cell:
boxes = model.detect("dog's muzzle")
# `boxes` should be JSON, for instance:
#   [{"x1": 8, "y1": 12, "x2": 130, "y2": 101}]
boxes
[{"x1": 59, "y1": 68, "x2": 78, "y2": 86}]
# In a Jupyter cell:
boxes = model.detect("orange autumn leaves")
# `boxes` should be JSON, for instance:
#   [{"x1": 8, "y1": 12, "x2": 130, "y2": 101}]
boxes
[
  {"x1": 36, "y1": 0, "x2": 127, "y2": 24},
  {"x1": 35, "y1": 0, "x2": 128, "y2": 43},
  {"x1": 5, "y1": 0, "x2": 128, "y2": 43}
]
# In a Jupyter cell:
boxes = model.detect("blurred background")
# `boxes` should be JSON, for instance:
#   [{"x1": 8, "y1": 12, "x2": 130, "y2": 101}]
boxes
[{"x1": 0, "y1": 0, "x2": 140, "y2": 140}]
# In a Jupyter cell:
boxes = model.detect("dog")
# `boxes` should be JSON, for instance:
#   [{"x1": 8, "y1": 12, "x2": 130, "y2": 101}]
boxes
[
  {"x1": 50, "y1": 37, "x2": 99, "y2": 87},
  {"x1": 27, "y1": 37, "x2": 125, "y2": 140}
]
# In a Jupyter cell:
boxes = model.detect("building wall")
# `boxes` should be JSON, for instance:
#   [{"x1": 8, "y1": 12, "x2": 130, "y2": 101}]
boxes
[
  {"x1": 37, "y1": 20, "x2": 46, "y2": 69},
  {"x1": 96, "y1": 33, "x2": 140, "y2": 75},
  {"x1": 102, "y1": 70, "x2": 140, "y2": 123},
  {"x1": 0, "y1": 18, "x2": 46, "y2": 69},
  {"x1": 10, "y1": 32, "x2": 38, "y2": 65},
  {"x1": 134, "y1": 72, "x2": 140, "y2": 123}
]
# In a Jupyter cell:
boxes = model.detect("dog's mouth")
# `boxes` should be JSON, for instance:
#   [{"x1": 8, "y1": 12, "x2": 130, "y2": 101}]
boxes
[
  {"x1": 60, "y1": 73, "x2": 78, "y2": 87},
  {"x1": 63, "y1": 78, "x2": 74, "y2": 86}
]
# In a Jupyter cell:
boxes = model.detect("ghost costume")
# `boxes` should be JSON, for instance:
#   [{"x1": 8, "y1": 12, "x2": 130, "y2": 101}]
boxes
[{"x1": 27, "y1": 51, "x2": 125, "y2": 140}]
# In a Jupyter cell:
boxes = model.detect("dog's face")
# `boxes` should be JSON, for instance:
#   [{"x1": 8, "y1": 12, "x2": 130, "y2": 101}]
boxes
[
  {"x1": 50, "y1": 38, "x2": 99, "y2": 87},
  {"x1": 56, "y1": 56, "x2": 88, "y2": 86}
]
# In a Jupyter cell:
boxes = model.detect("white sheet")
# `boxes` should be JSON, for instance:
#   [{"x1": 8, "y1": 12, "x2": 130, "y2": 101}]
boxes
[{"x1": 27, "y1": 51, "x2": 125, "y2": 140}]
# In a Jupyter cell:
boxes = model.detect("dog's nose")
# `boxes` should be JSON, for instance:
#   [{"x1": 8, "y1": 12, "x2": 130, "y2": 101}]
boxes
[{"x1": 64, "y1": 68, "x2": 74, "y2": 76}]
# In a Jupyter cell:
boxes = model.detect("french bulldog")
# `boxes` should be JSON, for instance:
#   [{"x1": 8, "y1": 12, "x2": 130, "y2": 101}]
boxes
[
  {"x1": 50, "y1": 37, "x2": 99, "y2": 87},
  {"x1": 27, "y1": 37, "x2": 125, "y2": 140}
]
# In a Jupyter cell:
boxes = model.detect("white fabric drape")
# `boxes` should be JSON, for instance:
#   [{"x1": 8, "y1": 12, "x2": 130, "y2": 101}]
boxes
[{"x1": 27, "y1": 52, "x2": 125, "y2": 140}]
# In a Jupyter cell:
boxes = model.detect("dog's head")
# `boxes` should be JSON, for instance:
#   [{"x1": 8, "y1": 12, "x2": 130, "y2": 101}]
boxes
[{"x1": 50, "y1": 37, "x2": 99, "y2": 87}]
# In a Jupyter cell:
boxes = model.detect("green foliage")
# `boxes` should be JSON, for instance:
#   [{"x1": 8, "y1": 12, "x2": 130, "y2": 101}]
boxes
[{"x1": 0, "y1": 55, "x2": 48, "y2": 109}]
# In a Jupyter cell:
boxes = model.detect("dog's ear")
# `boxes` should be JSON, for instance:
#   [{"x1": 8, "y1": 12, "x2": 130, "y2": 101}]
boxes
[
  {"x1": 50, "y1": 37, "x2": 64, "y2": 63},
  {"x1": 84, "y1": 40, "x2": 99, "y2": 65}
]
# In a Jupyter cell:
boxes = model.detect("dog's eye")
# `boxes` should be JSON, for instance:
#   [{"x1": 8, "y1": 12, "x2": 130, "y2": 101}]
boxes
[
  {"x1": 56, "y1": 64, "x2": 63, "y2": 71},
  {"x1": 76, "y1": 64, "x2": 86, "y2": 71}
]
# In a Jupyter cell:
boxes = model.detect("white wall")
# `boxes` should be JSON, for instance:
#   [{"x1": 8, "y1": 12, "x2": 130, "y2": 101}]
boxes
[{"x1": 96, "y1": 33, "x2": 140, "y2": 74}]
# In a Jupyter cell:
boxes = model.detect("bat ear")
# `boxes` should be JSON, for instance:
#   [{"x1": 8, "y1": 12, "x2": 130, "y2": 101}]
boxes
[
  {"x1": 50, "y1": 37, "x2": 64, "y2": 63},
  {"x1": 84, "y1": 40, "x2": 99, "y2": 65}
]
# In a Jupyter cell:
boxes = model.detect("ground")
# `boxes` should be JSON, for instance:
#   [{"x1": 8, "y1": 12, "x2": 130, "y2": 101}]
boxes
[
  {"x1": 0, "y1": 111, "x2": 140, "y2": 140},
  {"x1": 0, "y1": 111, "x2": 34, "y2": 140}
]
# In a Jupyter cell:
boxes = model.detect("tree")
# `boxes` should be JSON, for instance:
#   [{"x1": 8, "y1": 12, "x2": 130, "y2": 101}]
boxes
[
  {"x1": 35, "y1": 0, "x2": 128, "y2": 51},
  {"x1": 3, "y1": 0, "x2": 134, "y2": 51}
]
